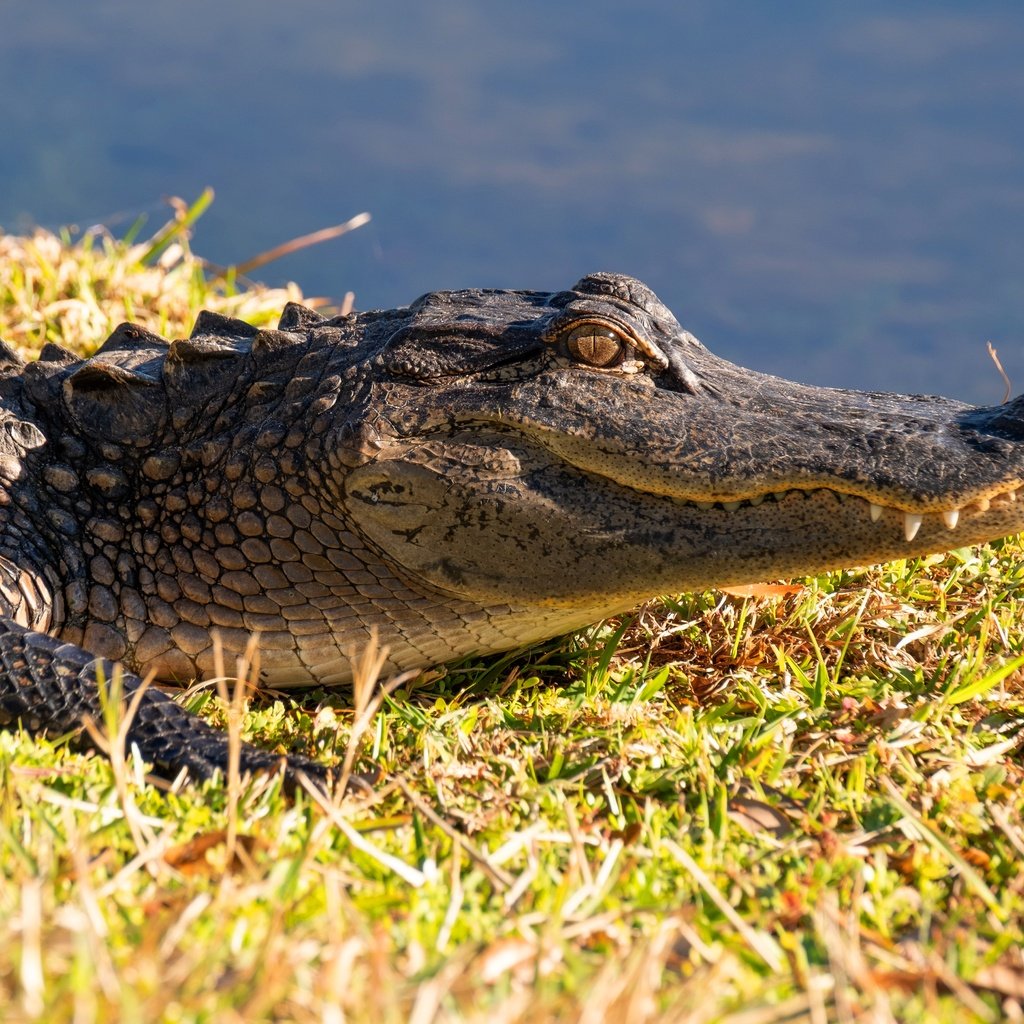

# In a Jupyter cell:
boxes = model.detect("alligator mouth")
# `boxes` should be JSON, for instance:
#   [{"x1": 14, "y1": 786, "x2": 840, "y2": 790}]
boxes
[
  {"x1": 676, "y1": 482, "x2": 1023, "y2": 542},
  {"x1": 417, "y1": 416, "x2": 1024, "y2": 553}
]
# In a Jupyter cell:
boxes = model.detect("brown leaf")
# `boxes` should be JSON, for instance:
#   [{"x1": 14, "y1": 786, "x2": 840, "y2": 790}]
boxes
[
  {"x1": 960, "y1": 847, "x2": 992, "y2": 870},
  {"x1": 719, "y1": 583, "x2": 805, "y2": 599},
  {"x1": 163, "y1": 830, "x2": 265, "y2": 877},
  {"x1": 866, "y1": 968, "x2": 935, "y2": 993},
  {"x1": 610, "y1": 821, "x2": 644, "y2": 845}
]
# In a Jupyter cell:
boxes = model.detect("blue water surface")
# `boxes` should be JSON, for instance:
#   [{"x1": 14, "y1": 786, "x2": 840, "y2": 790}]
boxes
[{"x1": 1, "y1": 1, "x2": 1022, "y2": 401}]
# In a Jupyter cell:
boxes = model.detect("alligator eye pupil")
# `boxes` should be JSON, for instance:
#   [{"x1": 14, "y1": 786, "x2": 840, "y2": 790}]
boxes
[{"x1": 566, "y1": 325, "x2": 626, "y2": 367}]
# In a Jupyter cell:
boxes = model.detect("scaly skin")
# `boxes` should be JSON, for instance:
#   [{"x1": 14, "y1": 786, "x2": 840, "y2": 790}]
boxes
[{"x1": 1, "y1": 271, "x2": 1023, "y2": 782}]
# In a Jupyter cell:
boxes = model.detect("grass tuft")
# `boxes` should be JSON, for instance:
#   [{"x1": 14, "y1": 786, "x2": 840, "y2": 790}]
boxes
[
  {"x1": 0, "y1": 191, "x2": 307, "y2": 360},
  {"x1": 2, "y1": 205, "x2": 1024, "y2": 1020}
]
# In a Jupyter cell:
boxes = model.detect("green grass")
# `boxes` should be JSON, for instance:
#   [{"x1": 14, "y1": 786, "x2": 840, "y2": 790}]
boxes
[{"x1": 2, "y1": 203, "x2": 1024, "y2": 1022}]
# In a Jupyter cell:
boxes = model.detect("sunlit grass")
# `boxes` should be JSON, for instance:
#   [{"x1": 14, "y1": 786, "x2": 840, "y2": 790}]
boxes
[
  {"x1": 1, "y1": 204, "x2": 1024, "y2": 1022},
  {"x1": 0, "y1": 190, "x2": 306, "y2": 359}
]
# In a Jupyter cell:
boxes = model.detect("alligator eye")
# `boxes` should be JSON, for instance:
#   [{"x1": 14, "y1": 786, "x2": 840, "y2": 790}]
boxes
[{"x1": 565, "y1": 324, "x2": 627, "y2": 367}]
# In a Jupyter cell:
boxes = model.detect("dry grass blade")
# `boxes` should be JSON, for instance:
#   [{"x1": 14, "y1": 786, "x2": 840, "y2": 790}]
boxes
[
  {"x1": 81, "y1": 664, "x2": 167, "y2": 860},
  {"x1": 61, "y1": 809, "x2": 121, "y2": 1001},
  {"x1": 333, "y1": 628, "x2": 417, "y2": 795},
  {"x1": 228, "y1": 212, "x2": 371, "y2": 277},
  {"x1": 987, "y1": 802, "x2": 1024, "y2": 860},
  {"x1": 211, "y1": 631, "x2": 264, "y2": 865},
  {"x1": 18, "y1": 877, "x2": 43, "y2": 1018},
  {"x1": 987, "y1": 341, "x2": 1012, "y2": 405},
  {"x1": 396, "y1": 779, "x2": 514, "y2": 891},
  {"x1": 880, "y1": 777, "x2": 1006, "y2": 926},
  {"x1": 662, "y1": 839, "x2": 785, "y2": 973},
  {"x1": 300, "y1": 776, "x2": 431, "y2": 887}
]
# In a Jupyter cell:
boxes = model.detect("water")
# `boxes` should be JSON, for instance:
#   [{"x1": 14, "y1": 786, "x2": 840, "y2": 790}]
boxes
[{"x1": 2, "y1": 0, "x2": 1022, "y2": 402}]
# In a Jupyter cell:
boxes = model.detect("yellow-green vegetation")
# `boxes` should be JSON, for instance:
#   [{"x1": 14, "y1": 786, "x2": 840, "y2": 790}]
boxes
[
  {"x1": 0, "y1": 190, "x2": 304, "y2": 360},
  {"x1": 2, "y1": 203, "x2": 1024, "y2": 1023}
]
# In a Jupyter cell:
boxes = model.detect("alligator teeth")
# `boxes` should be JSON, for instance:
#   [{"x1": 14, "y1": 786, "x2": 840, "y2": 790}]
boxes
[
  {"x1": 687, "y1": 490, "x2": 1008, "y2": 527},
  {"x1": 903, "y1": 513, "x2": 923, "y2": 542},
  {"x1": 1010, "y1": 490, "x2": 1018, "y2": 502}
]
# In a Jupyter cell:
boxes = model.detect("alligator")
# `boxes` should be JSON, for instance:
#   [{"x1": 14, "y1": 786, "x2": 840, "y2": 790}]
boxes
[{"x1": 1, "y1": 271, "x2": 1023, "y2": 787}]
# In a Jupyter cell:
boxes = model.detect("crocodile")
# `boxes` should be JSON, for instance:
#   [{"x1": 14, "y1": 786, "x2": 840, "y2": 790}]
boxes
[{"x1": 1, "y1": 271, "x2": 1024, "y2": 787}]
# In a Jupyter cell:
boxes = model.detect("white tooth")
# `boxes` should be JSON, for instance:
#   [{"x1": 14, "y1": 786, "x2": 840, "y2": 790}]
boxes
[
  {"x1": 977, "y1": 497, "x2": 990, "y2": 512},
  {"x1": 721, "y1": 501, "x2": 741, "y2": 512},
  {"x1": 694, "y1": 500, "x2": 714, "y2": 510},
  {"x1": 869, "y1": 503, "x2": 884, "y2": 522},
  {"x1": 749, "y1": 494, "x2": 765, "y2": 506},
  {"x1": 904, "y1": 513, "x2": 923, "y2": 542},
  {"x1": 942, "y1": 508, "x2": 960, "y2": 530},
  {"x1": 1009, "y1": 490, "x2": 1017, "y2": 503}
]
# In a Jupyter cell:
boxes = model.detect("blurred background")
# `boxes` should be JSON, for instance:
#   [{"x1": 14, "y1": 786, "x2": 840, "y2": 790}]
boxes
[{"x1": 1, "y1": 0, "x2": 1022, "y2": 401}]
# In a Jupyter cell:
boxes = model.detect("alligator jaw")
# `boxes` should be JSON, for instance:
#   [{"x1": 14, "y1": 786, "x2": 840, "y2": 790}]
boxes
[
  {"x1": 670, "y1": 482, "x2": 1022, "y2": 545},
  {"x1": 345, "y1": 427, "x2": 1024, "y2": 616}
]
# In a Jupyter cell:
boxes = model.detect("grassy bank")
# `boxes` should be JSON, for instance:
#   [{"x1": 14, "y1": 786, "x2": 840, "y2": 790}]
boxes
[{"x1": 2, "y1": 206, "x2": 1024, "y2": 1022}]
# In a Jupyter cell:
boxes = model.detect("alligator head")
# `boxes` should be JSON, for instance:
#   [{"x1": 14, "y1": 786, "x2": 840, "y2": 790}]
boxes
[
  {"x1": 345, "y1": 271, "x2": 1024, "y2": 614},
  {"x1": 8, "y1": 271, "x2": 1024, "y2": 686}
]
